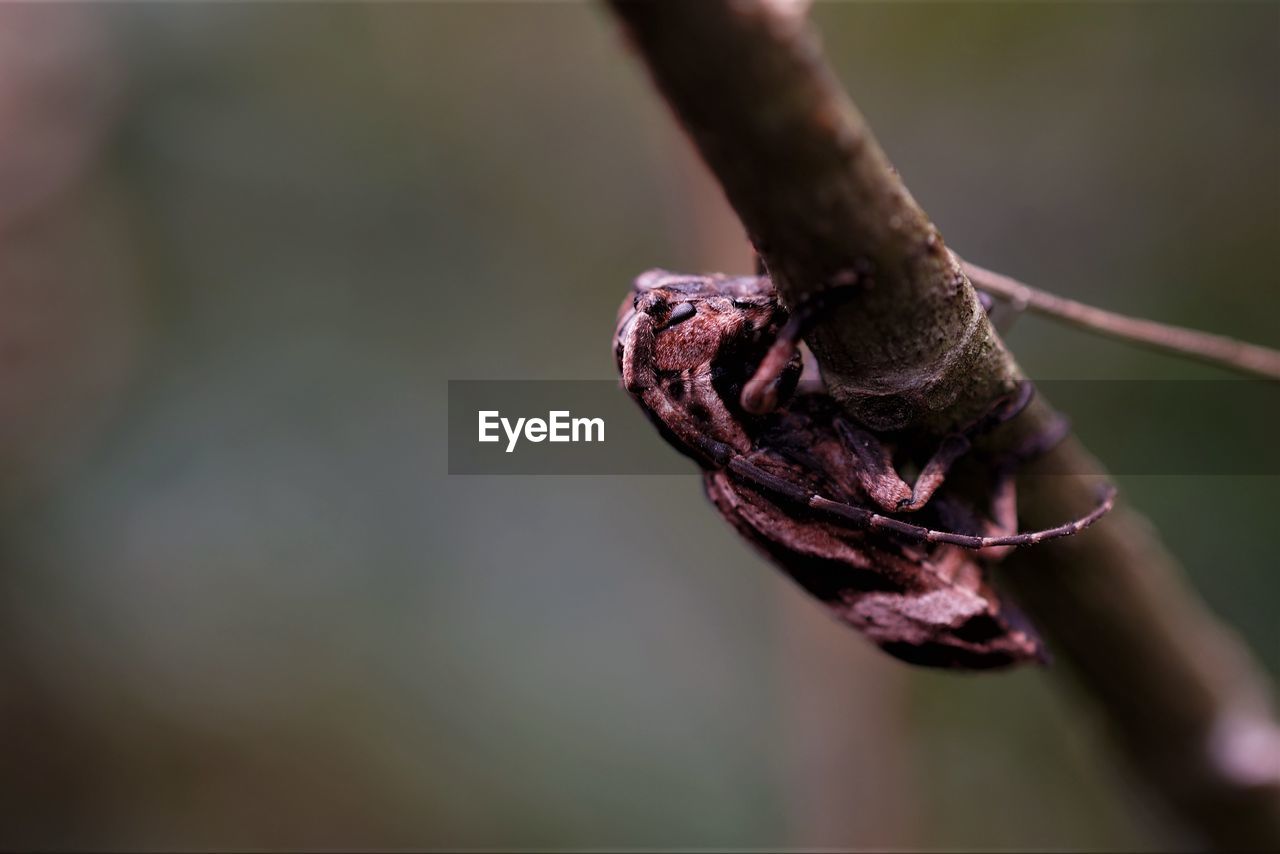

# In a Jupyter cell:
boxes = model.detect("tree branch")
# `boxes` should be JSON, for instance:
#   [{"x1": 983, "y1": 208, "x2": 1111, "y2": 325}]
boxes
[{"x1": 607, "y1": 1, "x2": 1280, "y2": 848}]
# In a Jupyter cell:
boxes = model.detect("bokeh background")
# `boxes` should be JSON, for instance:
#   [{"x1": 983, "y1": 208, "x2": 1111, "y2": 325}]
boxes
[{"x1": 0, "y1": 2, "x2": 1275, "y2": 850}]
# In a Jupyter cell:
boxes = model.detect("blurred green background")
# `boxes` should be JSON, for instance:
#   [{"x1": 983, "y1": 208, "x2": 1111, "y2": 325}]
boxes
[{"x1": 0, "y1": 2, "x2": 1274, "y2": 850}]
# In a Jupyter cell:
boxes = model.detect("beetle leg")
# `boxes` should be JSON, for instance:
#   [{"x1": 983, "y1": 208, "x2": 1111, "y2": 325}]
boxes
[
  {"x1": 740, "y1": 312, "x2": 805, "y2": 414},
  {"x1": 976, "y1": 472, "x2": 1019, "y2": 562},
  {"x1": 740, "y1": 285, "x2": 860, "y2": 414},
  {"x1": 1000, "y1": 410, "x2": 1072, "y2": 467},
  {"x1": 830, "y1": 418, "x2": 977, "y2": 514},
  {"x1": 973, "y1": 409, "x2": 1075, "y2": 560},
  {"x1": 961, "y1": 379, "x2": 1035, "y2": 438},
  {"x1": 893, "y1": 432, "x2": 973, "y2": 512},
  {"x1": 844, "y1": 380, "x2": 1037, "y2": 513},
  {"x1": 829, "y1": 419, "x2": 914, "y2": 511}
]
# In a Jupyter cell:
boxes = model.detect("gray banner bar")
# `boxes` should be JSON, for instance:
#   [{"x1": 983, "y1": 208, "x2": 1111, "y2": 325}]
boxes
[{"x1": 448, "y1": 379, "x2": 1280, "y2": 476}]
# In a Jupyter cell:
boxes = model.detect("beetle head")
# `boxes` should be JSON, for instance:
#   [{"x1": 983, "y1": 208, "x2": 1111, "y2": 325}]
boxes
[{"x1": 614, "y1": 270, "x2": 779, "y2": 376}]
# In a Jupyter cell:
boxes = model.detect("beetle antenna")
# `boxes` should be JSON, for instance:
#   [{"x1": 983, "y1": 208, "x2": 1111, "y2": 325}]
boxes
[
  {"x1": 726, "y1": 455, "x2": 1117, "y2": 550},
  {"x1": 958, "y1": 256, "x2": 1280, "y2": 381}
]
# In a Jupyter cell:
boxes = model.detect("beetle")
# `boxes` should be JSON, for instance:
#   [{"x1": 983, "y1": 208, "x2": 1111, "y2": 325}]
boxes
[{"x1": 614, "y1": 269, "x2": 1114, "y2": 669}]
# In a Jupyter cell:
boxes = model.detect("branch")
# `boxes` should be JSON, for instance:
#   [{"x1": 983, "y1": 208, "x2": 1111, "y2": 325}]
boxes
[{"x1": 607, "y1": 1, "x2": 1280, "y2": 848}]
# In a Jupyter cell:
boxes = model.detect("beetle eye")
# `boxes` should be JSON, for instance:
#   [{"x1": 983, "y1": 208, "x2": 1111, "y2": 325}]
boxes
[{"x1": 665, "y1": 301, "x2": 696, "y2": 328}]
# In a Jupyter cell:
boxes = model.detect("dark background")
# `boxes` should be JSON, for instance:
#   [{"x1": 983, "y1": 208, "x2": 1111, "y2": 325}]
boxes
[{"x1": 0, "y1": 2, "x2": 1275, "y2": 850}]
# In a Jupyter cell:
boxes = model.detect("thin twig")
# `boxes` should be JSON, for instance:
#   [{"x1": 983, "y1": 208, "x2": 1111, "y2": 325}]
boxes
[
  {"x1": 606, "y1": 1, "x2": 1280, "y2": 848},
  {"x1": 962, "y1": 258, "x2": 1280, "y2": 380}
]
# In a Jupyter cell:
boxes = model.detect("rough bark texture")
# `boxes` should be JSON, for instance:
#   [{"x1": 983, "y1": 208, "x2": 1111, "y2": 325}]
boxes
[{"x1": 607, "y1": 1, "x2": 1280, "y2": 849}]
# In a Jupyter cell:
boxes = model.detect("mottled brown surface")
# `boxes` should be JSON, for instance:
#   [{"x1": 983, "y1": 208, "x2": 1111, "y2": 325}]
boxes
[
  {"x1": 617, "y1": 271, "x2": 1055, "y2": 669},
  {"x1": 702, "y1": 411, "x2": 1042, "y2": 669}
]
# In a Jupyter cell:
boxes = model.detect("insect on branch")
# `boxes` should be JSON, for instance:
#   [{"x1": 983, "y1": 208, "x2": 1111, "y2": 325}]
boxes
[{"x1": 606, "y1": 0, "x2": 1280, "y2": 848}]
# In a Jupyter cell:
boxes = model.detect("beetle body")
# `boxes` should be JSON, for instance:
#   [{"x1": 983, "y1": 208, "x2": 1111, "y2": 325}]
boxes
[{"x1": 616, "y1": 270, "x2": 1112, "y2": 669}]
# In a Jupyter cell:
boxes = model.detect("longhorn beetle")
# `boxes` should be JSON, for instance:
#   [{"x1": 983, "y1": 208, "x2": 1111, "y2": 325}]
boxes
[{"x1": 615, "y1": 269, "x2": 1115, "y2": 669}]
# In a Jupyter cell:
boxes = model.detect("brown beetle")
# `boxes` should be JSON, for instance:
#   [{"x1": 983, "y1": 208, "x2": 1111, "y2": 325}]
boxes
[{"x1": 615, "y1": 270, "x2": 1114, "y2": 669}]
